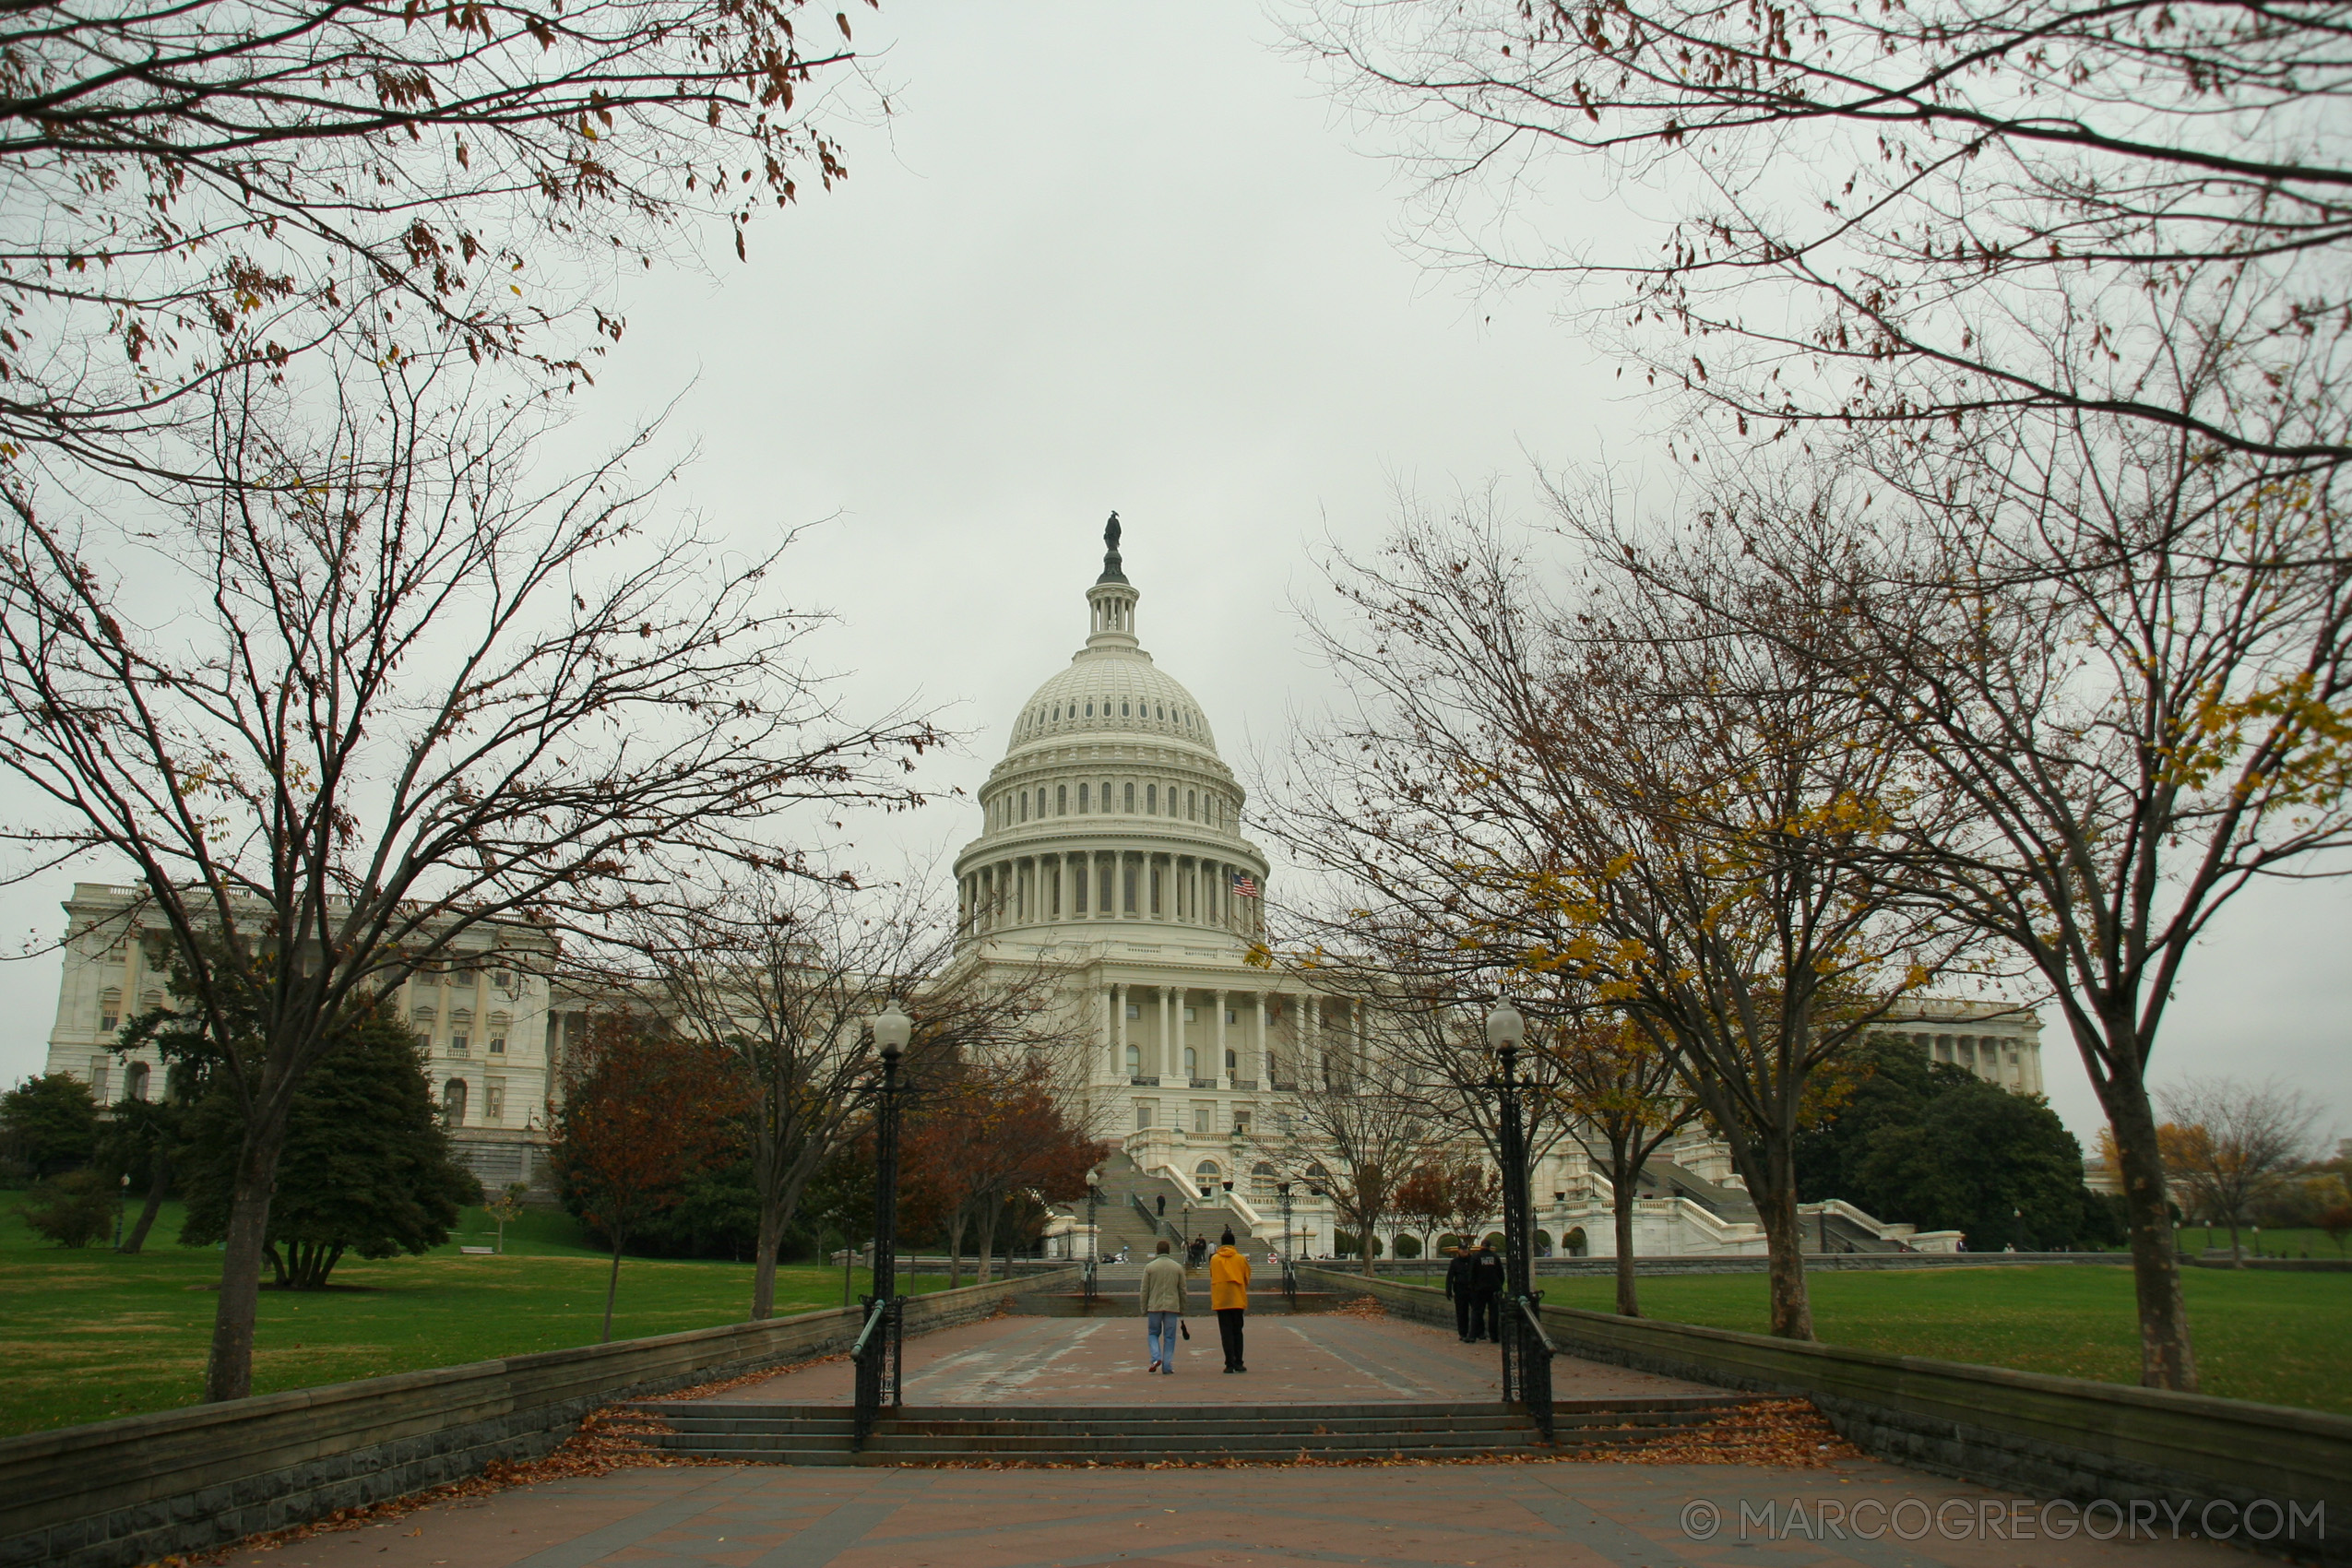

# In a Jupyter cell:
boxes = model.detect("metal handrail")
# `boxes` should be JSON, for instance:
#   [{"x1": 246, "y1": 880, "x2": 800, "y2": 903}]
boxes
[
  {"x1": 851, "y1": 1296, "x2": 887, "y2": 1360},
  {"x1": 1507, "y1": 1293, "x2": 1556, "y2": 1443}
]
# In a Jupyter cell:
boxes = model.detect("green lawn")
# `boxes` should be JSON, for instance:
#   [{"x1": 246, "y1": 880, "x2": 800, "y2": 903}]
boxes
[
  {"x1": 2176, "y1": 1224, "x2": 2348, "y2": 1261},
  {"x1": 1540, "y1": 1265, "x2": 2352, "y2": 1414},
  {"x1": 0, "y1": 1201, "x2": 954, "y2": 1438}
]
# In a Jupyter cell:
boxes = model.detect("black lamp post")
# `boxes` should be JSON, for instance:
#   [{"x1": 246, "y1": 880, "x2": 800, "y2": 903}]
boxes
[
  {"x1": 1487, "y1": 998, "x2": 1553, "y2": 1438},
  {"x1": 852, "y1": 1002, "x2": 910, "y2": 1448},
  {"x1": 1083, "y1": 1165, "x2": 1104, "y2": 1302}
]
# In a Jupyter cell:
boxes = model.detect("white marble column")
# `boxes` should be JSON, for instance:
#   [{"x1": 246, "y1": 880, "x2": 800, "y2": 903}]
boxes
[
  {"x1": 1214, "y1": 990, "x2": 1228, "y2": 1087},
  {"x1": 1158, "y1": 985, "x2": 1174, "y2": 1080},
  {"x1": 1255, "y1": 992, "x2": 1269, "y2": 1085}
]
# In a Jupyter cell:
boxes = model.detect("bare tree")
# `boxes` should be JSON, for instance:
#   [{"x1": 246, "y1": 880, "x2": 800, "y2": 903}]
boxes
[
  {"x1": 1619, "y1": 393, "x2": 2352, "y2": 1386},
  {"x1": 1263, "y1": 506, "x2": 1961, "y2": 1336},
  {"x1": 0, "y1": 358, "x2": 937, "y2": 1400},
  {"x1": 1537, "y1": 1009, "x2": 1698, "y2": 1317},
  {"x1": 0, "y1": 0, "x2": 873, "y2": 494},
  {"x1": 2158, "y1": 1078, "x2": 2330, "y2": 1265},
  {"x1": 1292, "y1": 0, "x2": 2352, "y2": 467},
  {"x1": 1256, "y1": 1047, "x2": 1439, "y2": 1276},
  {"x1": 615, "y1": 874, "x2": 938, "y2": 1321}
]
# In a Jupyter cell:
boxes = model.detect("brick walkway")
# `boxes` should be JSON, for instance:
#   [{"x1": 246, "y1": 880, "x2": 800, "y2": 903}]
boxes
[
  {"x1": 229, "y1": 1459, "x2": 2250, "y2": 1567},
  {"x1": 683, "y1": 1313, "x2": 1713, "y2": 1408}
]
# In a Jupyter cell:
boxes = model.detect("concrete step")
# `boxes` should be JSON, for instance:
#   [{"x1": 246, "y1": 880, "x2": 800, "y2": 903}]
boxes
[{"x1": 628, "y1": 1395, "x2": 1765, "y2": 1467}]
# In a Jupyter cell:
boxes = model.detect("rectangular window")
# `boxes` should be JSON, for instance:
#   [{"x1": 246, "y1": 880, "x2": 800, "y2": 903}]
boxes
[
  {"x1": 1232, "y1": 1110, "x2": 1251, "y2": 1134},
  {"x1": 489, "y1": 1035, "x2": 506, "y2": 1055},
  {"x1": 485, "y1": 1085, "x2": 505, "y2": 1122},
  {"x1": 492, "y1": 968, "x2": 513, "y2": 990},
  {"x1": 1183, "y1": 1006, "x2": 1196, "y2": 1023},
  {"x1": 450, "y1": 1031, "x2": 470, "y2": 1055},
  {"x1": 89, "y1": 1059, "x2": 110, "y2": 1102},
  {"x1": 1135, "y1": 1102, "x2": 1155, "y2": 1131},
  {"x1": 1127, "y1": 1004, "x2": 1142, "y2": 1020},
  {"x1": 99, "y1": 993, "x2": 121, "y2": 1032},
  {"x1": 1226, "y1": 1009, "x2": 1239, "y2": 1025},
  {"x1": 1194, "y1": 1106, "x2": 1211, "y2": 1134}
]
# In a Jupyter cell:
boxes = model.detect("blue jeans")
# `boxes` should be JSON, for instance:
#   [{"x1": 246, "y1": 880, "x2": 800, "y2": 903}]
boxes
[{"x1": 1146, "y1": 1311, "x2": 1180, "y2": 1367}]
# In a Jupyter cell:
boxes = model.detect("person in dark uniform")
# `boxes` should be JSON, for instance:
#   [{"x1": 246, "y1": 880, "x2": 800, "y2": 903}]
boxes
[
  {"x1": 1467, "y1": 1239, "x2": 1506, "y2": 1341},
  {"x1": 1443, "y1": 1245, "x2": 1476, "y2": 1341}
]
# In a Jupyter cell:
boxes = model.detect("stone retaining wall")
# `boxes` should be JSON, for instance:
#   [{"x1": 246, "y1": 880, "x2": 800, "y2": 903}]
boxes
[
  {"x1": 0, "y1": 1267, "x2": 1074, "y2": 1568},
  {"x1": 1303, "y1": 1267, "x2": 2348, "y2": 1564}
]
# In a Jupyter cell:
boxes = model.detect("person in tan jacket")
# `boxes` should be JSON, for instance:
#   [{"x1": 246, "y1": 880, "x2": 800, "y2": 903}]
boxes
[
  {"x1": 1208, "y1": 1229, "x2": 1251, "y2": 1373},
  {"x1": 1141, "y1": 1240, "x2": 1187, "y2": 1373}
]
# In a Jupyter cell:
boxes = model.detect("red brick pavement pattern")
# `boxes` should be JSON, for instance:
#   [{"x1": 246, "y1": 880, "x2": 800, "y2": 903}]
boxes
[
  {"x1": 674, "y1": 1314, "x2": 1713, "y2": 1407},
  {"x1": 223, "y1": 1459, "x2": 2254, "y2": 1568}
]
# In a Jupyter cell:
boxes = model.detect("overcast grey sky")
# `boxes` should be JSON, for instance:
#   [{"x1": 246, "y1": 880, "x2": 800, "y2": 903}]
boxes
[{"x1": 4, "y1": 0, "x2": 2343, "y2": 1150}]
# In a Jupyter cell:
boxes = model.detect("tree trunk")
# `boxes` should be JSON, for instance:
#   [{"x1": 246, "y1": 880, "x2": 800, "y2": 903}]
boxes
[
  {"x1": 975, "y1": 1194, "x2": 1001, "y2": 1285},
  {"x1": 752, "y1": 1184, "x2": 784, "y2": 1321},
  {"x1": 2104, "y1": 1076, "x2": 2198, "y2": 1389},
  {"x1": 1609, "y1": 1134, "x2": 1641, "y2": 1317},
  {"x1": 120, "y1": 1151, "x2": 169, "y2": 1255},
  {"x1": 205, "y1": 1124, "x2": 287, "y2": 1402},
  {"x1": 601, "y1": 1224, "x2": 629, "y2": 1343},
  {"x1": 1360, "y1": 1220, "x2": 1378, "y2": 1277},
  {"x1": 1748, "y1": 1146, "x2": 1813, "y2": 1340}
]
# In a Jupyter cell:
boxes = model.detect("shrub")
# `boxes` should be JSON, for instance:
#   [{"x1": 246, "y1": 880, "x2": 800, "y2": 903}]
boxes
[{"x1": 20, "y1": 1170, "x2": 117, "y2": 1248}]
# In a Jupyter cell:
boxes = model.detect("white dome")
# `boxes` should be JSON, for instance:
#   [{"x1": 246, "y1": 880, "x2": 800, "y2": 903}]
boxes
[{"x1": 1005, "y1": 654, "x2": 1218, "y2": 759}]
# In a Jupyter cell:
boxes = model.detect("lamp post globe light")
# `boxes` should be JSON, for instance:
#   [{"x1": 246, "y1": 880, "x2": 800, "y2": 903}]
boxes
[{"x1": 852, "y1": 1002, "x2": 912, "y2": 1448}]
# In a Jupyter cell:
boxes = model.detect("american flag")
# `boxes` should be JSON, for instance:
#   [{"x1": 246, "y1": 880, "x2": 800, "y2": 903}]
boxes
[{"x1": 1230, "y1": 872, "x2": 1259, "y2": 897}]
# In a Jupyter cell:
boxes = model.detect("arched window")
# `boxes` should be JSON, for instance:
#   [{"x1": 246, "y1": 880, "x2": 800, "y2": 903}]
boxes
[
  {"x1": 1057, "y1": 785, "x2": 1068, "y2": 814},
  {"x1": 1019, "y1": 793, "x2": 1028, "y2": 823},
  {"x1": 1194, "y1": 1160, "x2": 1221, "y2": 1195},
  {"x1": 1078, "y1": 783, "x2": 1090, "y2": 813},
  {"x1": 124, "y1": 1061, "x2": 150, "y2": 1101},
  {"x1": 1085, "y1": 701, "x2": 1094, "y2": 717},
  {"x1": 1224, "y1": 1048, "x2": 1237, "y2": 1077},
  {"x1": 1252, "y1": 1162, "x2": 1277, "y2": 1200},
  {"x1": 1123, "y1": 782, "x2": 1135, "y2": 813},
  {"x1": 1125, "y1": 1042, "x2": 1141, "y2": 1076},
  {"x1": 1182, "y1": 1046, "x2": 1197, "y2": 1077},
  {"x1": 1146, "y1": 784, "x2": 1158, "y2": 814},
  {"x1": 1188, "y1": 790, "x2": 1197, "y2": 821},
  {"x1": 1121, "y1": 700, "x2": 1131, "y2": 716},
  {"x1": 1156, "y1": 704, "x2": 1165, "y2": 719},
  {"x1": 441, "y1": 1078, "x2": 469, "y2": 1127}
]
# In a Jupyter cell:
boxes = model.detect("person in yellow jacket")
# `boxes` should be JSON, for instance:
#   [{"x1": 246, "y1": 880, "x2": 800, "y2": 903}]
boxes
[{"x1": 1209, "y1": 1229, "x2": 1252, "y2": 1373}]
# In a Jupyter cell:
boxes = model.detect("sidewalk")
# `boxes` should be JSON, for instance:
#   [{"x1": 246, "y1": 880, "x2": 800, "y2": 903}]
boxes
[
  {"x1": 679, "y1": 1312, "x2": 1715, "y2": 1407},
  {"x1": 227, "y1": 1455, "x2": 2253, "y2": 1568}
]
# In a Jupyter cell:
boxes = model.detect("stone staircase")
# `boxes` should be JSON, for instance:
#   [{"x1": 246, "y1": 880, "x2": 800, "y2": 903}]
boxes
[
  {"x1": 630, "y1": 1394, "x2": 1762, "y2": 1466},
  {"x1": 1086, "y1": 1150, "x2": 1258, "y2": 1259}
]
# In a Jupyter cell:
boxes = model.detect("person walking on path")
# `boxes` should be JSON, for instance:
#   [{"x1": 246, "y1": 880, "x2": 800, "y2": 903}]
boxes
[
  {"x1": 1142, "y1": 1239, "x2": 1187, "y2": 1373},
  {"x1": 1188, "y1": 1233, "x2": 1208, "y2": 1270},
  {"x1": 1467, "y1": 1238, "x2": 1506, "y2": 1342},
  {"x1": 1209, "y1": 1229, "x2": 1251, "y2": 1373},
  {"x1": 1443, "y1": 1245, "x2": 1476, "y2": 1342}
]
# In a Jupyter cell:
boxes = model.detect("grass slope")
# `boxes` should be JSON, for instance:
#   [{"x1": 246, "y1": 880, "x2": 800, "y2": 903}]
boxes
[
  {"x1": 0, "y1": 1202, "x2": 954, "y2": 1438},
  {"x1": 1539, "y1": 1265, "x2": 2352, "y2": 1414}
]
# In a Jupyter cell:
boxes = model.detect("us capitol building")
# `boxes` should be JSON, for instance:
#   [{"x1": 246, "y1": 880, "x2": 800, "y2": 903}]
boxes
[{"x1": 36, "y1": 521, "x2": 2052, "y2": 1257}]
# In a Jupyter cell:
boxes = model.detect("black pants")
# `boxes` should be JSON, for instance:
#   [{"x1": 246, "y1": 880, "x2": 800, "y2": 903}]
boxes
[
  {"x1": 1217, "y1": 1307, "x2": 1246, "y2": 1369},
  {"x1": 1452, "y1": 1292, "x2": 1474, "y2": 1340},
  {"x1": 1471, "y1": 1290, "x2": 1501, "y2": 1341}
]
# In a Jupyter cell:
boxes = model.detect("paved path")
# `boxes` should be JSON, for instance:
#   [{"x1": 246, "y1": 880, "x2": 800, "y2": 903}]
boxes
[
  {"x1": 232, "y1": 1460, "x2": 2250, "y2": 1568},
  {"x1": 686, "y1": 1313, "x2": 1713, "y2": 1408}
]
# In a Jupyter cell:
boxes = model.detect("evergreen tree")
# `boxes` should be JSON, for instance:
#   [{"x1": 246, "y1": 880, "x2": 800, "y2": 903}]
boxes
[
  {"x1": 179, "y1": 1005, "x2": 479, "y2": 1288},
  {"x1": 1, "y1": 1073, "x2": 101, "y2": 1178}
]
